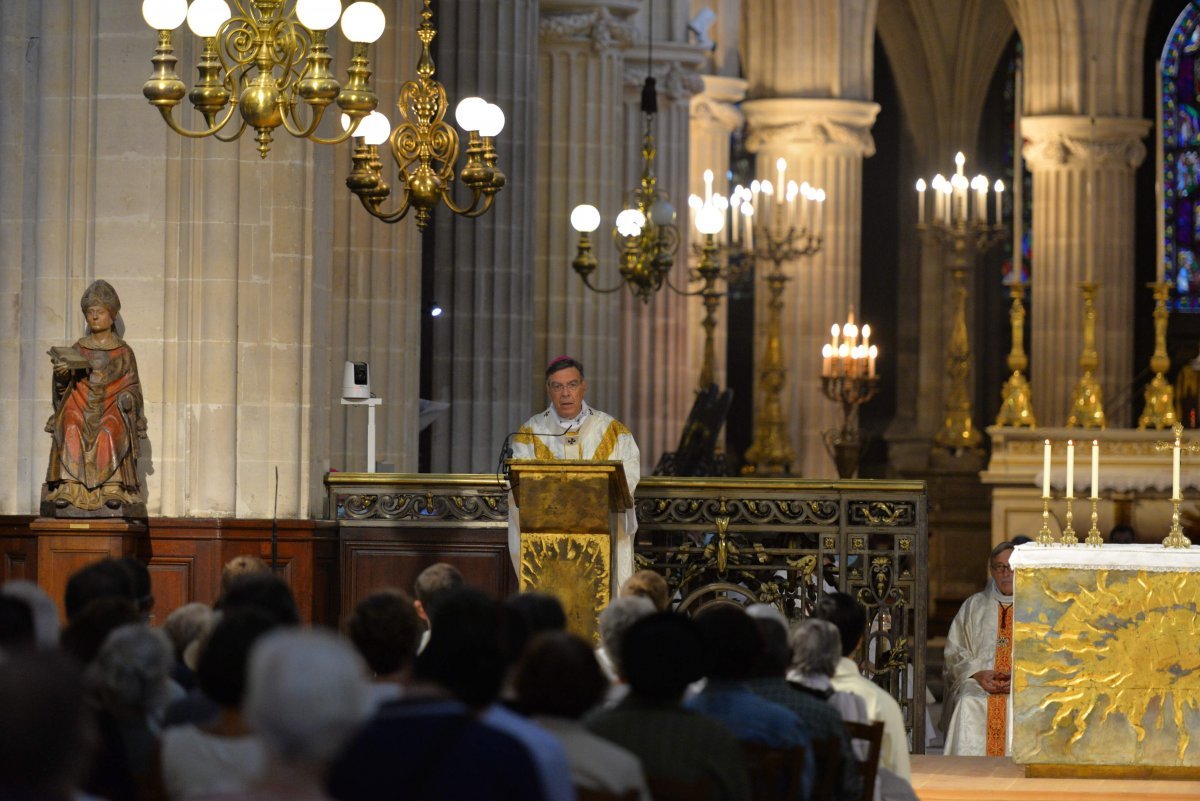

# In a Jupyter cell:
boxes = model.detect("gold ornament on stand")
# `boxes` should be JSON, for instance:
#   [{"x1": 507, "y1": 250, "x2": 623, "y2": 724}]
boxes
[
  {"x1": 1138, "y1": 281, "x2": 1177, "y2": 430},
  {"x1": 1155, "y1": 424, "x2": 1199, "y2": 548},
  {"x1": 915, "y1": 155, "x2": 1006, "y2": 454},
  {"x1": 995, "y1": 281, "x2": 1036, "y2": 426},
  {"x1": 1066, "y1": 282, "x2": 1106, "y2": 428}
]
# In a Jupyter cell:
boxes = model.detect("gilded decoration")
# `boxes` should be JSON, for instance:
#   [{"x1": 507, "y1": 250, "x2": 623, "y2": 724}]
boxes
[
  {"x1": 338, "y1": 489, "x2": 507, "y2": 522},
  {"x1": 1013, "y1": 567, "x2": 1200, "y2": 766},
  {"x1": 520, "y1": 532, "x2": 611, "y2": 643}
]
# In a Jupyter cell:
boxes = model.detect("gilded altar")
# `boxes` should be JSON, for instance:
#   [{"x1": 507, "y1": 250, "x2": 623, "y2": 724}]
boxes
[{"x1": 1010, "y1": 544, "x2": 1200, "y2": 777}]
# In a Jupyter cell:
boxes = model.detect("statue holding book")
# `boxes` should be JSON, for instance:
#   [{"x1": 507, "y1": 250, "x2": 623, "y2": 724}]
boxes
[{"x1": 42, "y1": 280, "x2": 147, "y2": 517}]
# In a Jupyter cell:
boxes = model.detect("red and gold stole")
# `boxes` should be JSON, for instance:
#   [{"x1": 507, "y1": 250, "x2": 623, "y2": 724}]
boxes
[{"x1": 986, "y1": 602, "x2": 1014, "y2": 756}]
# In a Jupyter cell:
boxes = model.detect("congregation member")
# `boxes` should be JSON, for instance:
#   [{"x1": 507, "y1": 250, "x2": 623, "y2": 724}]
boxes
[
  {"x1": 595, "y1": 595, "x2": 655, "y2": 687},
  {"x1": 815, "y1": 593, "x2": 912, "y2": 781},
  {"x1": 788, "y1": 618, "x2": 870, "y2": 727},
  {"x1": 516, "y1": 631, "x2": 651, "y2": 801},
  {"x1": 1, "y1": 579, "x2": 60, "y2": 649},
  {"x1": 345, "y1": 589, "x2": 422, "y2": 708},
  {"x1": 0, "y1": 594, "x2": 35, "y2": 654},
  {"x1": 64, "y1": 557, "x2": 138, "y2": 621},
  {"x1": 619, "y1": 569, "x2": 671, "y2": 611},
  {"x1": 586, "y1": 613, "x2": 751, "y2": 801},
  {"x1": 745, "y1": 606, "x2": 861, "y2": 801},
  {"x1": 218, "y1": 556, "x2": 272, "y2": 599},
  {"x1": 160, "y1": 609, "x2": 277, "y2": 800},
  {"x1": 161, "y1": 603, "x2": 214, "y2": 691},
  {"x1": 0, "y1": 649, "x2": 96, "y2": 801},
  {"x1": 203, "y1": 629, "x2": 369, "y2": 801},
  {"x1": 942, "y1": 540, "x2": 1016, "y2": 756},
  {"x1": 412, "y1": 562, "x2": 464, "y2": 652},
  {"x1": 510, "y1": 356, "x2": 640, "y2": 586},
  {"x1": 328, "y1": 588, "x2": 559, "y2": 801}
]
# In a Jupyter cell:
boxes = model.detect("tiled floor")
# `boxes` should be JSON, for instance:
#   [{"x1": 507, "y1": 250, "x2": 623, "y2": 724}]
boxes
[{"x1": 911, "y1": 755, "x2": 1200, "y2": 800}]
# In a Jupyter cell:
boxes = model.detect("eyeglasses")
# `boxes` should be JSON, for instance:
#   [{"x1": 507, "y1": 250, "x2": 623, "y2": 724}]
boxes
[
  {"x1": 548, "y1": 380, "x2": 582, "y2": 393},
  {"x1": 990, "y1": 563, "x2": 1013, "y2": 574}
]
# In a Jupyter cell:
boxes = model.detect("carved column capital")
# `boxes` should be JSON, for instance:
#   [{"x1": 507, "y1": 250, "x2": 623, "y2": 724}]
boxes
[
  {"x1": 539, "y1": 3, "x2": 639, "y2": 53},
  {"x1": 691, "y1": 76, "x2": 748, "y2": 133},
  {"x1": 742, "y1": 98, "x2": 881, "y2": 157},
  {"x1": 623, "y1": 41, "x2": 708, "y2": 101},
  {"x1": 1021, "y1": 115, "x2": 1151, "y2": 171}
]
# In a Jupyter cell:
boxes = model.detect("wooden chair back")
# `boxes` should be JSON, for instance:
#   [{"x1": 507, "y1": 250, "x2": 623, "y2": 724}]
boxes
[
  {"x1": 844, "y1": 721, "x2": 885, "y2": 801},
  {"x1": 808, "y1": 735, "x2": 843, "y2": 801},
  {"x1": 575, "y1": 786, "x2": 639, "y2": 801},
  {"x1": 739, "y1": 742, "x2": 807, "y2": 801}
]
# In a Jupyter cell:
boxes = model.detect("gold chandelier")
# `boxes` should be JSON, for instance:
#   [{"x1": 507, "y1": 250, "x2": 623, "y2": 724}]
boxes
[
  {"x1": 141, "y1": 0, "x2": 387, "y2": 158},
  {"x1": 344, "y1": 0, "x2": 506, "y2": 229},
  {"x1": 569, "y1": 74, "x2": 679, "y2": 303}
]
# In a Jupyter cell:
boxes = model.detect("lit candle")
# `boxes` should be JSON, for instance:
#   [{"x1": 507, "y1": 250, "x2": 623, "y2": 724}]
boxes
[
  {"x1": 916, "y1": 179, "x2": 926, "y2": 225},
  {"x1": 1174, "y1": 430, "x2": 1182, "y2": 501},
  {"x1": 776, "y1": 158, "x2": 786, "y2": 204},
  {"x1": 830, "y1": 323, "x2": 840, "y2": 353},
  {"x1": 1066, "y1": 439, "x2": 1075, "y2": 499},
  {"x1": 955, "y1": 151, "x2": 965, "y2": 178},
  {"x1": 994, "y1": 179, "x2": 1004, "y2": 227},
  {"x1": 1091, "y1": 439, "x2": 1099, "y2": 500},
  {"x1": 862, "y1": 324, "x2": 871, "y2": 354},
  {"x1": 801, "y1": 182, "x2": 811, "y2": 232},
  {"x1": 1042, "y1": 439, "x2": 1052, "y2": 499},
  {"x1": 868, "y1": 344, "x2": 877, "y2": 378},
  {"x1": 815, "y1": 189, "x2": 825, "y2": 233},
  {"x1": 822, "y1": 344, "x2": 832, "y2": 377},
  {"x1": 703, "y1": 169, "x2": 713, "y2": 204}
]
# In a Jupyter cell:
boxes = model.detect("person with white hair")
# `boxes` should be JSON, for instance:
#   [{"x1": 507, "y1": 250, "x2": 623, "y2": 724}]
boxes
[
  {"x1": 232, "y1": 629, "x2": 370, "y2": 801},
  {"x1": 787, "y1": 617, "x2": 870, "y2": 725},
  {"x1": 942, "y1": 540, "x2": 1017, "y2": 757},
  {"x1": 596, "y1": 595, "x2": 656, "y2": 685}
]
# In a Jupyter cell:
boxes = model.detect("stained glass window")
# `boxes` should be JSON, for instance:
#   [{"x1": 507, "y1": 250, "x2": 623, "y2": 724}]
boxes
[{"x1": 1163, "y1": 2, "x2": 1200, "y2": 310}]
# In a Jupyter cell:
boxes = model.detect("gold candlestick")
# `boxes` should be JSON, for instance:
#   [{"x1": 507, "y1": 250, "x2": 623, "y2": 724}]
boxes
[
  {"x1": 996, "y1": 280, "x2": 1036, "y2": 426},
  {"x1": 740, "y1": 220, "x2": 822, "y2": 476},
  {"x1": 1137, "y1": 280, "x2": 1177, "y2": 430},
  {"x1": 1164, "y1": 496, "x2": 1191, "y2": 548},
  {"x1": 1036, "y1": 495, "x2": 1055, "y2": 546},
  {"x1": 694, "y1": 233, "x2": 723, "y2": 391},
  {"x1": 1061, "y1": 497, "x2": 1077, "y2": 546},
  {"x1": 1067, "y1": 281, "x2": 1107, "y2": 428},
  {"x1": 1085, "y1": 497, "x2": 1102, "y2": 546}
]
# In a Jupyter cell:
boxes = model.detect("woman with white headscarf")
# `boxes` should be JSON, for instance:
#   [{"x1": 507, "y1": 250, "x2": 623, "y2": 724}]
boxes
[{"x1": 942, "y1": 540, "x2": 1016, "y2": 756}]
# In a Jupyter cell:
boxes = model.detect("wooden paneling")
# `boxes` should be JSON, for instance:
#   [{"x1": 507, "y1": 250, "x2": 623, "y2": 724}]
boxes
[{"x1": 0, "y1": 516, "x2": 37, "y2": 583}]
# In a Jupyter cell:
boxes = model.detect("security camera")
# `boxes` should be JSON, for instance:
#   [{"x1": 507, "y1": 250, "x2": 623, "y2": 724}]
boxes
[
  {"x1": 343, "y1": 361, "x2": 370, "y2": 400},
  {"x1": 687, "y1": 8, "x2": 716, "y2": 50}
]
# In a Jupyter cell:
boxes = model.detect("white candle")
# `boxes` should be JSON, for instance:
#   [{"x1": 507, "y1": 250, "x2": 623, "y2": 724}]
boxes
[
  {"x1": 994, "y1": 179, "x2": 1004, "y2": 227},
  {"x1": 1091, "y1": 439, "x2": 1099, "y2": 500},
  {"x1": 1042, "y1": 439, "x2": 1052, "y2": 499},
  {"x1": 1066, "y1": 440, "x2": 1075, "y2": 499},
  {"x1": 916, "y1": 179, "x2": 926, "y2": 225},
  {"x1": 955, "y1": 151, "x2": 965, "y2": 178},
  {"x1": 1174, "y1": 432, "x2": 1182, "y2": 501},
  {"x1": 868, "y1": 344, "x2": 877, "y2": 378},
  {"x1": 815, "y1": 189, "x2": 825, "y2": 233},
  {"x1": 822, "y1": 344, "x2": 832, "y2": 377}
]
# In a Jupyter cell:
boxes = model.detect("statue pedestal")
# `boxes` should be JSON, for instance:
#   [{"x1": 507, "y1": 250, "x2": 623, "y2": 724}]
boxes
[{"x1": 31, "y1": 517, "x2": 146, "y2": 621}]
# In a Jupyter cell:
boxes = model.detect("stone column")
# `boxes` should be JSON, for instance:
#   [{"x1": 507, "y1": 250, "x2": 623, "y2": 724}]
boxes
[
  {"x1": 687, "y1": 74, "x2": 748, "y2": 394},
  {"x1": 742, "y1": 99, "x2": 879, "y2": 477},
  {"x1": 618, "y1": 37, "x2": 707, "y2": 473},
  {"x1": 536, "y1": 1, "x2": 639, "y2": 414},
  {"x1": 1022, "y1": 117, "x2": 1149, "y2": 426},
  {"x1": 424, "y1": 0, "x2": 540, "y2": 473},
  {"x1": 1006, "y1": 0, "x2": 1153, "y2": 427}
]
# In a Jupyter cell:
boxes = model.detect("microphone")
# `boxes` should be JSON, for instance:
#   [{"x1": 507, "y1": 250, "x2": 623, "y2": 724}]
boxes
[
  {"x1": 495, "y1": 428, "x2": 578, "y2": 483},
  {"x1": 270, "y1": 465, "x2": 279, "y2": 573}
]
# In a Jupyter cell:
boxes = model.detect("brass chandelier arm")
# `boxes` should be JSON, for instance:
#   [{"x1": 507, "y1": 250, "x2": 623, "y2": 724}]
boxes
[{"x1": 154, "y1": 103, "x2": 241, "y2": 139}]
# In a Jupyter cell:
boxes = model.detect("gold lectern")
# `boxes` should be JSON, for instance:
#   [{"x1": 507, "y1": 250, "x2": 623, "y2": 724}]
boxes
[{"x1": 508, "y1": 460, "x2": 632, "y2": 642}]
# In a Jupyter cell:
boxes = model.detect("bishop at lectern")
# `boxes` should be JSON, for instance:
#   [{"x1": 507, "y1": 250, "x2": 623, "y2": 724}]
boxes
[{"x1": 509, "y1": 356, "x2": 641, "y2": 587}]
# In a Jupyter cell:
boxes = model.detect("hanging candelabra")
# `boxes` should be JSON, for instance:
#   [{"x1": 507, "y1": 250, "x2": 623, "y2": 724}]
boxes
[
  {"x1": 141, "y1": 0, "x2": 386, "y2": 158},
  {"x1": 345, "y1": 0, "x2": 505, "y2": 229},
  {"x1": 915, "y1": 153, "x2": 1006, "y2": 454},
  {"x1": 820, "y1": 309, "x2": 879, "y2": 478}
]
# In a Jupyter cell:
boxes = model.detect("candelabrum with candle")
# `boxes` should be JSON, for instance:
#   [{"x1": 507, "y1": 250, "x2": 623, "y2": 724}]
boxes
[
  {"x1": 733, "y1": 159, "x2": 825, "y2": 476},
  {"x1": 1137, "y1": 281, "x2": 1178, "y2": 430},
  {"x1": 915, "y1": 153, "x2": 1006, "y2": 454},
  {"x1": 687, "y1": 174, "x2": 732, "y2": 391},
  {"x1": 1066, "y1": 282, "x2": 1107, "y2": 429},
  {"x1": 820, "y1": 309, "x2": 879, "y2": 478},
  {"x1": 995, "y1": 279, "x2": 1037, "y2": 427},
  {"x1": 1155, "y1": 424, "x2": 1198, "y2": 548}
]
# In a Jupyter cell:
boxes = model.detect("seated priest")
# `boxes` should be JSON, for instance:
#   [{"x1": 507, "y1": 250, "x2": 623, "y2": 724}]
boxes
[
  {"x1": 942, "y1": 540, "x2": 1016, "y2": 756},
  {"x1": 509, "y1": 356, "x2": 641, "y2": 586}
]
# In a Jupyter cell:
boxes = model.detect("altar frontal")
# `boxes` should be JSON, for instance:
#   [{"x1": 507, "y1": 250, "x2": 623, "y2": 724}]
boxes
[{"x1": 1011, "y1": 544, "x2": 1200, "y2": 777}]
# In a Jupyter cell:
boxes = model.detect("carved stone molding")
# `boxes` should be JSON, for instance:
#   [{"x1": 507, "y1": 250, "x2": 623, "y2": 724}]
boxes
[
  {"x1": 623, "y1": 61, "x2": 705, "y2": 101},
  {"x1": 742, "y1": 98, "x2": 881, "y2": 157},
  {"x1": 691, "y1": 76, "x2": 748, "y2": 131},
  {"x1": 1021, "y1": 115, "x2": 1151, "y2": 171},
  {"x1": 539, "y1": 6, "x2": 638, "y2": 53}
]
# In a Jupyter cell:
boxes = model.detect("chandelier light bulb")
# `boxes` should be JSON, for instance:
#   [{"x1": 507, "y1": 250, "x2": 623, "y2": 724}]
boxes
[
  {"x1": 340, "y1": 1, "x2": 386, "y2": 43},
  {"x1": 142, "y1": 0, "x2": 188, "y2": 30},
  {"x1": 295, "y1": 0, "x2": 343, "y2": 31},
  {"x1": 454, "y1": 97, "x2": 487, "y2": 132},
  {"x1": 650, "y1": 197, "x2": 675, "y2": 226},
  {"x1": 615, "y1": 208, "x2": 645, "y2": 237},
  {"x1": 688, "y1": 194, "x2": 703, "y2": 211},
  {"x1": 570, "y1": 205, "x2": 601, "y2": 233},
  {"x1": 478, "y1": 103, "x2": 505, "y2": 138},
  {"x1": 186, "y1": 0, "x2": 231, "y2": 38},
  {"x1": 695, "y1": 205, "x2": 724, "y2": 235},
  {"x1": 353, "y1": 110, "x2": 391, "y2": 145}
]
